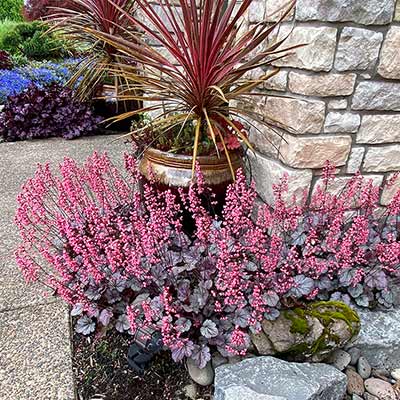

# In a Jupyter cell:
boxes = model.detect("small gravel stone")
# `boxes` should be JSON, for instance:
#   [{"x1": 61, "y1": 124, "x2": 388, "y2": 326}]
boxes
[
  {"x1": 357, "y1": 356, "x2": 372, "y2": 379},
  {"x1": 391, "y1": 368, "x2": 400, "y2": 381},
  {"x1": 348, "y1": 347, "x2": 362, "y2": 366},
  {"x1": 364, "y1": 378, "x2": 397, "y2": 399},
  {"x1": 183, "y1": 384, "x2": 198, "y2": 400},
  {"x1": 187, "y1": 359, "x2": 214, "y2": 386},
  {"x1": 372, "y1": 368, "x2": 391, "y2": 382},
  {"x1": 352, "y1": 395, "x2": 363, "y2": 400},
  {"x1": 364, "y1": 394, "x2": 379, "y2": 400},
  {"x1": 346, "y1": 368, "x2": 365, "y2": 396},
  {"x1": 330, "y1": 349, "x2": 352, "y2": 371}
]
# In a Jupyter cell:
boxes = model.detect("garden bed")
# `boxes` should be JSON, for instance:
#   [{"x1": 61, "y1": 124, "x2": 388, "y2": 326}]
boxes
[{"x1": 73, "y1": 331, "x2": 213, "y2": 400}]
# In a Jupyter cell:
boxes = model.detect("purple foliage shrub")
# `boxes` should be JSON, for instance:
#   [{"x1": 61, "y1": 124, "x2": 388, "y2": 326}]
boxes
[
  {"x1": 0, "y1": 83, "x2": 100, "y2": 141},
  {"x1": 15, "y1": 154, "x2": 400, "y2": 366},
  {"x1": 0, "y1": 50, "x2": 13, "y2": 70}
]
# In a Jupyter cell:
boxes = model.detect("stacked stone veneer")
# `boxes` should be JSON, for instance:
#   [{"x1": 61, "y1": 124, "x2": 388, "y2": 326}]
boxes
[{"x1": 245, "y1": 0, "x2": 400, "y2": 205}]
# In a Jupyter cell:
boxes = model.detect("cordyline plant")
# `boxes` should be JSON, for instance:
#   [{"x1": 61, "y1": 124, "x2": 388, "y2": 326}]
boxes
[
  {"x1": 15, "y1": 153, "x2": 400, "y2": 367},
  {"x1": 86, "y1": 0, "x2": 300, "y2": 175},
  {"x1": 47, "y1": 0, "x2": 138, "y2": 100}
]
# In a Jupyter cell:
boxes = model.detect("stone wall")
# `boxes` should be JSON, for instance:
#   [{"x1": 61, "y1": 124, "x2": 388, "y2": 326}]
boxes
[{"x1": 245, "y1": 0, "x2": 400, "y2": 205}]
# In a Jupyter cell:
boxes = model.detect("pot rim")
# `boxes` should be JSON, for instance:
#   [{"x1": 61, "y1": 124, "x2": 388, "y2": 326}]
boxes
[{"x1": 142, "y1": 146, "x2": 242, "y2": 167}]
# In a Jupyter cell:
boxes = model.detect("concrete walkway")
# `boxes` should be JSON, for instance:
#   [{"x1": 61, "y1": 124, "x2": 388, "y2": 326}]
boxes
[{"x1": 0, "y1": 135, "x2": 129, "y2": 400}]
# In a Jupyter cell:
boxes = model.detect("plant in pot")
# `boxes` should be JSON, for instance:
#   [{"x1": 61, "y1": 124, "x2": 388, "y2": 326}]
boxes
[
  {"x1": 87, "y1": 0, "x2": 300, "y2": 190},
  {"x1": 47, "y1": 0, "x2": 140, "y2": 131}
]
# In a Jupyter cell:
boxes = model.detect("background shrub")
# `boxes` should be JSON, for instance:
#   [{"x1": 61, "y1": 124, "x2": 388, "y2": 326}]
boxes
[
  {"x1": 0, "y1": 0, "x2": 23, "y2": 21},
  {"x1": 23, "y1": 0, "x2": 75, "y2": 21},
  {"x1": 0, "y1": 21, "x2": 67, "y2": 60},
  {"x1": 0, "y1": 83, "x2": 100, "y2": 140}
]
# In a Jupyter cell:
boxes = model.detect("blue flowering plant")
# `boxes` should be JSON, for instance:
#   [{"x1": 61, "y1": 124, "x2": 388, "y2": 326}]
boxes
[{"x1": 0, "y1": 70, "x2": 31, "y2": 103}]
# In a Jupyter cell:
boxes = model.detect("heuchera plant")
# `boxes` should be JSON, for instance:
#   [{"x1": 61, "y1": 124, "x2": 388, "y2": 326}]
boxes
[
  {"x1": 0, "y1": 83, "x2": 100, "y2": 141},
  {"x1": 0, "y1": 50, "x2": 13, "y2": 70},
  {"x1": 15, "y1": 155, "x2": 400, "y2": 367}
]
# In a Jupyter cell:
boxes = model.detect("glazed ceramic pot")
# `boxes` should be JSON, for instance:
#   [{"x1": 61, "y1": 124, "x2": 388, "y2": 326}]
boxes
[{"x1": 139, "y1": 147, "x2": 243, "y2": 190}]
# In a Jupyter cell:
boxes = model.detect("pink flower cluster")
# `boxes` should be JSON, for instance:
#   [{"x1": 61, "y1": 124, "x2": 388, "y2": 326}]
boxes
[{"x1": 15, "y1": 154, "x2": 400, "y2": 366}]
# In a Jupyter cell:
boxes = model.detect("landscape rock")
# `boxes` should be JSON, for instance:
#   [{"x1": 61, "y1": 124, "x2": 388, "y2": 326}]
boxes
[
  {"x1": 364, "y1": 394, "x2": 379, "y2": 400},
  {"x1": 378, "y1": 26, "x2": 400, "y2": 79},
  {"x1": 352, "y1": 81, "x2": 400, "y2": 111},
  {"x1": 348, "y1": 348, "x2": 362, "y2": 366},
  {"x1": 295, "y1": 0, "x2": 395, "y2": 25},
  {"x1": 372, "y1": 368, "x2": 392, "y2": 382},
  {"x1": 288, "y1": 72, "x2": 356, "y2": 97},
  {"x1": 357, "y1": 115, "x2": 400, "y2": 144},
  {"x1": 357, "y1": 356, "x2": 372, "y2": 379},
  {"x1": 214, "y1": 356, "x2": 347, "y2": 400},
  {"x1": 391, "y1": 368, "x2": 400, "y2": 381},
  {"x1": 363, "y1": 145, "x2": 400, "y2": 172},
  {"x1": 186, "y1": 358, "x2": 214, "y2": 386},
  {"x1": 272, "y1": 26, "x2": 337, "y2": 72},
  {"x1": 280, "y1": 135, "x2": 352, "y2": 169},
  {"x1": 251, "y1": 302, "x2": 360, "y2": 362},
  {"x1": 329, "y1": 350, "x2": 351, "y2": 371},
  {"x1": 183, "y1": 384, "x2": 198, "y2": 400},
  {"x1": 364, "y1": 378, "x2": 397, "y2": 399},
  {"x1": 353, "y1": 309, "x2": 400, "y2": 370},
  {"x1": 346, "y1": 369, "x2": 365, "y2": 396},
  {"x1": 264, "y1": 97, "x2": 325, "y2": 134},
  {"x1": 250, "y1": 330, "x2": 275, "y2": 355},
  {"x1": 335, "y1": 28, "x2": 383, "y2": 71},
  {"x1": 212, "y1": 353, "x2": 228, "y2": 369},
  {"x1": 324, "y1": 112, "x2": 361, "y2": 133}
]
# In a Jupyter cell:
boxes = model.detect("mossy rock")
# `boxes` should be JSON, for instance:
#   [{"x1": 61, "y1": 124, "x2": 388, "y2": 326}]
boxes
[{"x1": 250, "y1": 301, "x2": 360, "y2": 362}]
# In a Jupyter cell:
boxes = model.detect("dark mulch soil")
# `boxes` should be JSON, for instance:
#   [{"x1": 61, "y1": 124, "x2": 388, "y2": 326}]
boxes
[{"x1": 72, "y1": 331, "x2": 213, "y2": 400}]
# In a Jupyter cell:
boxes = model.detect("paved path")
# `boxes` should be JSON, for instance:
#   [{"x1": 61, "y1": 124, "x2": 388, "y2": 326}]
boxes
[{"x1": 0, "y1": 135, "x2": 129, "y2": 400}]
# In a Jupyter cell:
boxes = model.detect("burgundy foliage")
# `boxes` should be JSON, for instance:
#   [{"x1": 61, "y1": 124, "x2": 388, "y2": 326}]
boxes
[
  {"x1": 0, "y1": 50, "x2": 13, "y2": 70},
  {"x1": 0, "y1": 83, "x2": 100, "y2": 141}
]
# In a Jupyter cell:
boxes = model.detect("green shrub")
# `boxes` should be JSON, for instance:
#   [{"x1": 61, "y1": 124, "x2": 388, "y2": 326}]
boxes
[
  {"x1": 0, "y1": 21, "x2": 67, "y2": 60},
  {"x1": 0, "y1": 0, "x2": 23, "y2": 21}
]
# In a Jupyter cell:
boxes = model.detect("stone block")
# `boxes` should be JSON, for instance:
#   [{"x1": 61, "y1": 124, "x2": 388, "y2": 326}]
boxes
[
  {"x1": 324, "y1": 112, "x2": 361, "y2": 133},
  {"x1": 357, "y1": 115, "x2": 400, "y2": 144},
  {"x1": 279, "y1": 135, "x2": 352, "y2": 169},
  {"x1": 289, "y1": 72, "x2": 356, "y2": 97},
  {"x1": 381, "y1": 173, "x2": 400, "y2": 205},
  {"x1": 248, "y1": 151, "x2": 312, "y2": 204},
  {"x1": 273, "y1": 26, "x2": 337, "y2": 72},
  {"x1": 346, "y1": 147, "x2": 366, "y2": 174},
  {"x1": 296, "y1": 0, "x2": 395, "y2": 25},
  {"x1": 363, "y1": 145, "x2": 400, "y2": 172},
  {"x1": 328, "y1": 99, "x2": 348, "y2": 110},
  {"x1": 352, "y1": 81, "x2": 400, "y2": 111},
  {"x1": 378, "y1": 26, "x2": 400, "y2": 79},
  {"x1": 335, "y1": 28, "x2": 383, "y2": 71},
  {"x1": 264, "y1": 97, "x2": 325, "y2": 134}
]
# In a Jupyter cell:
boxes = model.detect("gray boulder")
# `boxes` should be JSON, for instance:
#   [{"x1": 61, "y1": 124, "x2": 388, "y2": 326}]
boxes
[
  {"x1": 352, "y1": 308, "x2": 400, "y2": 369},
  {"x1": 214, "y1": 356, "x2": 347, "y2": 400}
]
